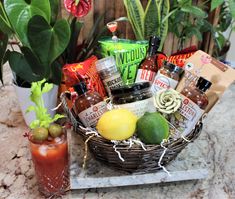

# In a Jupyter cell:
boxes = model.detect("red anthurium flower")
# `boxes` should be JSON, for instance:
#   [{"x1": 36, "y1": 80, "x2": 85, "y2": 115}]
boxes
[{"x1": 64, "y1": 0, "x2": 92, "y2": 18}]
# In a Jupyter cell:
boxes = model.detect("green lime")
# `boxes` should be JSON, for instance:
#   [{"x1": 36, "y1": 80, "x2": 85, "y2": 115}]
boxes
[
  {"x1": 32, "y1": 127, "x2": 49, "y2": 141},
  {"x1": 48, "y1": 124, "x2": 63, "y2": 138},
  {"x1": 136, "y1": 112, "x2": 169, "y2": 144}
]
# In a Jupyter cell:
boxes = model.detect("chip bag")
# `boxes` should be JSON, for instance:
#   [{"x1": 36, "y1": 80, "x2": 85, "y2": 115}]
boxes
[
  {"x1": 63, "y1": 55, "x2": 107, "y2": 98},
  {"x1": 99, "y1": 38, "x2": 148, "y2": 85}
]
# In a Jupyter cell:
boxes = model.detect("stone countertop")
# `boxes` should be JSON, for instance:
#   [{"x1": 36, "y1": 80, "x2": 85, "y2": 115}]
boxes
[{"x1": 1, "y1": 63, "x2": 235, "y2": 199}]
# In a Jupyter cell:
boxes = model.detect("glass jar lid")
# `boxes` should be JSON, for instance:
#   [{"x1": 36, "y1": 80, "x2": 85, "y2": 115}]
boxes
[{"x1": 110, "y1": 82, "x2": 150, "y2": 96}]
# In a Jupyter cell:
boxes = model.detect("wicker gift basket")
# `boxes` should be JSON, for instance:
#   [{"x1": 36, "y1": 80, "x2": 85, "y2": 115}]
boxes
[{"x1": 60, "y1": 92, "x2": 203, "y2": 173}]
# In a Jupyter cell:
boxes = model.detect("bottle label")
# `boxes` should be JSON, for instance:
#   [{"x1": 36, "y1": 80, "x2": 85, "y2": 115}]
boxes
[
  {"x1": 171, "y1": 95, "x2": 204, "y2": 137},
  {"x1": 151, "y1": 73, "x2": 178, "y2": 94},
  {"x1": 103, "y1": 73, "x2": 123, "y2": 95},
  {"x1": 113, "y1": 97, "x2": 155, "y2": 118},
  {"x1": 78, "y1": 101, "x2": 108, "y2": 127},
  {"x1": 135, "y1": 69, "x2": 156, "y2": 84}
]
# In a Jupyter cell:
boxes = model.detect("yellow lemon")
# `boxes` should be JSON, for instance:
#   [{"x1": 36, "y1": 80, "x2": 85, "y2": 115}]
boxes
[{"x1": 96, "y1": 109, "x2": 138, "y2": 140}]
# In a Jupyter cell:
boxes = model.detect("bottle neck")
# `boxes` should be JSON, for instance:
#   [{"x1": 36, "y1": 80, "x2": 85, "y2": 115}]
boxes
[{"x1": 147, "y1": 45, "x2": 158, "y2": 57}]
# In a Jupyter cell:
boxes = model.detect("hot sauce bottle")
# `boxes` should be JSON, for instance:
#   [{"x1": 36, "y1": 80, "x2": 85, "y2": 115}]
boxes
[
  {"x1": 151, "y1": 61, "x2": 183, "y2": 94},
  {"x1": 176, "y1": 77, "x2": 212, "y2": 137},
  {"x1": 135, "y1": 36, "x2": 161, "y2": 84},
  {"x1": 181, "y1": 76, "x2": 212, "y2": 110},
  {"x1": 73, "y1": 82, "x2": 108, "y2": 127}
]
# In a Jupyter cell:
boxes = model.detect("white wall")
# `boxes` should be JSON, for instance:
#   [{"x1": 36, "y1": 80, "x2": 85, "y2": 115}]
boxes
[{"x1": 227, "y1": 32, "x2": 235, "y2": 61}]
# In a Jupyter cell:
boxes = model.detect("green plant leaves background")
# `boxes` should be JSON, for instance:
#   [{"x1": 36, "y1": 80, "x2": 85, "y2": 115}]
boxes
[
  {"x1": 28, "y1": 15, "x2": 70, "y2": 77},
  {"x1": 4, "y1": 0, "x2": 51, "y2": 46}
]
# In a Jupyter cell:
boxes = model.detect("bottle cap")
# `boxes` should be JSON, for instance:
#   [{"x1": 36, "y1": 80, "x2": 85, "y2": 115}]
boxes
[
  {"x1": 196, "y1": 77, "x2": 212, "y2": 92},
  {"x1": 73, "y1": 82, "x2": 87, "y2": 95},
  {"x1": 95, "y1": 56, "x2": 117, "y2": 72},
  {"x1": 149, "y1": 36, "x2": 161, "y2": 47},
  {"x1": 163, "y1": 60, "x2": 184, "y2": 74},
  {"x1": 110, "y1": 82, "x2": 150, "y2": 96}
]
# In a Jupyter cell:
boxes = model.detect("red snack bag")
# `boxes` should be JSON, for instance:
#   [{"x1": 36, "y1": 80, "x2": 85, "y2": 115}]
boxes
[
  {"x1": 63, "y1": 55, "x2": 107, "y2": 98},
  {"x1": 167, "y1": 46, "x2": 197, "y2": 67}
]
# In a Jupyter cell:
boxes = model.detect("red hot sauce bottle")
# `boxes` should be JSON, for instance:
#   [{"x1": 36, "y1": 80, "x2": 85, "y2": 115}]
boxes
[
  {"x1": 177, "y1": 77, "x2": 212, "y2": 137},
  {"x1": 73, "y1": 82, "x2": 108, "y2": 127},
  {"x1": 135, "y1": 36, "x2": 160, "y2": 84}
]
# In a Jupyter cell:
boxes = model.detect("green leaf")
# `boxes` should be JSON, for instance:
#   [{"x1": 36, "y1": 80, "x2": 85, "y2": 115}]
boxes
[
  {"x1": 42, "y1": 82, "x2": 53, "y2": 94},
  {"x1": 181, "y1": 5, "x2": 207, "y2": 18},
  {"x1": 185, "y1": 26, "x2": 203, "y2": 41},
  {"x1": 211, "y1": 0, "x2": 223, "y2": 11},
  {"x1": 20, "y1": 47, "x2": 47, "y2": 77},
  {"x1": 28, "y1": 15, "x2": 70, "y2": 69},
  {"x1": 144, "y1": 0, "x2": 160, "y2": 39},
  {"x1": 29, "y1": 120, "x2": 40, "y2": 129},
  {"x1": 0, "y1": 2, "x2": 13, "y2": 34},
  {"x1": 8, "y1": 51, "x2": 42, "y2": 83},
  {"x1": 50, "y1": 60, "x2": 62, "y2": 85},
  {"x1": 4, "y1": 0, "x2": 51, "y2": 46},
  {"x1": 50, "y1": 0, "x2": 59, "y2": 24},
  {"x1": 52, "y1": 114, "x2": 65, "y2": 122},
  {"x1": 123, "y1": 0, "x2": 144, "y2": 40},
  {"x1": 229, "y1": 0, "x2": 235, "y2": 19},
  {"x1": 26, "y1": 105, "x2": 36, "y2": 113},
  {"x1": 0, "y1": 32, "x2": 8, "y2": 84},
  {"x1": 159, "y1": 0, "x2": 170, "y2": 50}
]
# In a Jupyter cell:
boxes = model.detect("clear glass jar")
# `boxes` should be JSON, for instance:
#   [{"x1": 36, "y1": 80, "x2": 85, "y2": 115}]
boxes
[
  {"x1": 111, "y1": 82, "x2": 155, "y2": 117},
  {"x1": 96, "y1": 56, "x2": 123, "y2": 96}
]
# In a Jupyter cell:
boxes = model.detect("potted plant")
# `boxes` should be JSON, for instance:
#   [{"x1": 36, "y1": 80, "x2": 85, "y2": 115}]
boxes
[
  {"x1": 210, "y1": 0, "x2": 235, "y2": 60},
  {"x1": 26, "y1": 79, "x2": 69, "y2": 197},
  {"x1": 0, "y1": 0, "x2": 120, "y2": 125}
]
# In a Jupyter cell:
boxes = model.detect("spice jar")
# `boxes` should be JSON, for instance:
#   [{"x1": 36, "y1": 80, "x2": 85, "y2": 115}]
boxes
[
  {"x1": 73, "y1": 82, "x2": 108, "y2": 127},
  {"x1": 96, "y1": 56, "x2": 123, "y2": 96},
  {"x1": 151, "y1": 61, "x2": 183, "y2": 94},
  {"x1": 111, "y1": 82, "x2": 155, "y2": 117}
]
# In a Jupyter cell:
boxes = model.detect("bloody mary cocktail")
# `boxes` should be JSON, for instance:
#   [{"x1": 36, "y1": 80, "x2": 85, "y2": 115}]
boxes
[{"x1": 29, "y1": 132, "x2": 69, "y2": 197}]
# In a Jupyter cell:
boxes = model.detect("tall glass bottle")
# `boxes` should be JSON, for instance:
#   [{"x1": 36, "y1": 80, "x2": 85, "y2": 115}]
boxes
[{"x1": 135, "y1": 36, "x2": 161, "y2": 84}]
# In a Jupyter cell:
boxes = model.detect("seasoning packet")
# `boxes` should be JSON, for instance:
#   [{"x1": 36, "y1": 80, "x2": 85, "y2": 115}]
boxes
[
  {"x1": 176, "y1": 50, "x2": 235, "y2": 113},
  {"x1": 62, "y1": 55, "x2": 107, "y2": 98},
  {"x1": 99, "y1": 37, "x2": 148, "y2": 85}
]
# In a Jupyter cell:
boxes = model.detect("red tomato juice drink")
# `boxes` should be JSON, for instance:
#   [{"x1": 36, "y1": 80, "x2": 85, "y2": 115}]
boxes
[{"x1": 29, "y1": 133, "x2": 69, "y2": 197}]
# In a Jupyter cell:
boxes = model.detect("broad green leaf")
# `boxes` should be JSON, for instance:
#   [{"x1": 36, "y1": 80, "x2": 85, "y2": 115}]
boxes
[
  {"x1": 181, "y1": 5, "x2": 207, "y2": 18},
  {"x1": 123, "y1": 0, "x2": 144, "y2": 40},
  {"x1": 159, "y1": 0, "x2": 170, "y2": 50},
  {"x1": 20, "y1": 47, "x2": 47, "y2": 77},
  {"x1": 4, "y1": 0, "x2": 51, "y2": 46},
  {"x1": 144, "y1": 0, "x2": 160, "y2": 39},
  {"x1": 0, "y1": 2, "x2": 13, "y2": 34},
  {"x1": 50, "y1": 0, "x2": 59, "y2": 24},
  {"x1": 211, "y1": 0, "x2": 223, "y2": 11},
  {"x1": 185, "y1": 26, "x2": 203, "y2": 41},
  {"x1": 50, "y1": 60, "x2": 62, "y2": 85},
  {"x1": 0, "y1": 32, "x2": 8, "y2": 84},
  {"x1": 229, "y1": 0, "x2": 235, "y2": 19},
  {"x1": 28, "y1": 15, "x2": 70, "y2": 71},
  {"x1": 8, "y1": 51, "x2": 42, "y2": 83}
]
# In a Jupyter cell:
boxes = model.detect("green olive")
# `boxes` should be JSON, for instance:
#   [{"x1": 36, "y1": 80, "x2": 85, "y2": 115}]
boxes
[
  {"x1": 48, "y1": 124, "x2": 63, "y2": 138},
  {"x1": 32, "y1": 127, "x2": 49, "y2": 141}
]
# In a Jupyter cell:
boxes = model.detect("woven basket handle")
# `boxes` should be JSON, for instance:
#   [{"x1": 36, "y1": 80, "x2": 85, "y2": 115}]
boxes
[{"x1": 60, "y1": 92, "x2": 83, "y2": 132}]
